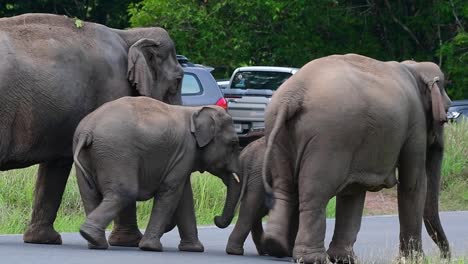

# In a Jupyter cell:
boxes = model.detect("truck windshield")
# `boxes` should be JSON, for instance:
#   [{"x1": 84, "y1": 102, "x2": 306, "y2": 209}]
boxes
[{"x1": 230, "y1": 71, "x2": 292, "y2": 90}]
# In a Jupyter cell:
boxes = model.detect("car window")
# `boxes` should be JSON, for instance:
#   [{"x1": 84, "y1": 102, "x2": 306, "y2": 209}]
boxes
[
  {"x1": 231, "y1": 71, "x2": 292, "y2": 90},
  {"x1": 182, "y1": 73, "x2": 203, "y2": 95}
]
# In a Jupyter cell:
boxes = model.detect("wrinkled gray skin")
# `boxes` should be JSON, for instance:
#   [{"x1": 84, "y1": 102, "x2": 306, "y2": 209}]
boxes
[
  {"x1": 0, "y1": 13, "x2": 183, "y2": 245},
  {"x1": 215, "y1": 137, "x2": 298, "y2": 256},
  {"x1": 73, "y1": 97, "x2": 240, "y2": 251},
  {"x1": 262, "y1": 54, "x2": 451, "y2": 264}
]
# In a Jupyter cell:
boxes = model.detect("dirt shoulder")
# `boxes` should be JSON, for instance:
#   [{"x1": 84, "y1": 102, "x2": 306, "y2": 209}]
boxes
[{"x1": 364, "y1": 188, "x2": 398, "y2": 216}]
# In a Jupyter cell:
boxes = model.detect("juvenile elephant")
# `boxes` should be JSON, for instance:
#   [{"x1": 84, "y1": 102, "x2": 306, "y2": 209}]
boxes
[
  {"x1": 215, "y1": 137, "x2": 298, "y2": 256},
  {"x1": 73, "y1": 96, "x2": 240, "y2": 251},
  {"x1": 262, "y1": 54, "x2": 451, "y2": 263},
  {"x1": 0, "y1": 13, "x2": 183, "y2": 245}
]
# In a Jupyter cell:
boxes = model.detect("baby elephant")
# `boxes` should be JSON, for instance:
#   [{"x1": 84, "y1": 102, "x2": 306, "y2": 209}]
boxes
[
  {"x1": 215, "y1": 137, "x2": 298, "y2": 256},
  {"x1": 73, "y1": 96, "x2": 240, "y2": 251}
]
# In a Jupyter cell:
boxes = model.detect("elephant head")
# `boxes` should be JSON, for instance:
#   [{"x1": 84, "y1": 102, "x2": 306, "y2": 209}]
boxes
[
  {"x1": 114, "y1": 27, "x2": 184, "y2": 105},
  {"x1": 189, "y1": 106, "x2": 242, "y2": 227},
  {"x1": 402, "y1": 61, "x2": 451, "y2": 137},
  {"x1": 401, "y1": 60, "x2": 452, "y2": 258}
]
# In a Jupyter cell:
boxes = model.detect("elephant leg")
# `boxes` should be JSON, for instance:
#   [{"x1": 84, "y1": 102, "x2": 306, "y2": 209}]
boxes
[
  {"x1": 23, "y1": 158, "x2": 73, "y2": 244},
  {"x1": 79, "y1": 164, "x2": 138, "y2": 249},
  {"x1": 293, "y1": 153, "x2": 348, "y2": 264},
  {"x1": 75, "y1": 167, "x2": 105, "y2": 249},
  {"x1": 226, "y1": 188, "x2": 265, "y2": 255},
  {"x1": 108, "y1": 203, "x2": 143, "y2": 247},
  {"x1": 80, "y1": 191, "x2": 134, "y2": 249},
  {"x1": 139, "y1": 179, "x2": 186, "y2": 252},
  {"x1": 164, "y1": 218, "x2": 177, "y2": 233},
  {"x1": 251, "y1": 217, "x2": 266, "y2": 255},
  {"x1": 397, "y1": 139, "x2": 426, "y2": 260},
  {"x1": 174, "y1": 179, "x2": 204, "y2": 252},
  {"x1": 287, "y1": 205, "x2": 299, "y2": 257},
  {"x1": 263, "y1": 158, "x2": 296, "y2": 258},
  {"x1": 75, "y1": 168, "x2": 102, "y2": 216},
  {"x1": 327, "y1": 192, "x2": 366, "y2": 264}
]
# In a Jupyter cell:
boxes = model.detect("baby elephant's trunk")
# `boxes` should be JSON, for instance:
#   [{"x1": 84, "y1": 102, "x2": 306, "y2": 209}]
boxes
[{"x1": 214, "y1": 173, "x2": 246, "y2": 228}]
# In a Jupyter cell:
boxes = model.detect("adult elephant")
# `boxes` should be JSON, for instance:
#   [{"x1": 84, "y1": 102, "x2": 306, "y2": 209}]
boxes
[
  {"x1": 261, "y1": 54, "x2": 451, "y2": 263},
  {"x1": 0, "y1": 13, "x2": 183, "y2": 245}
]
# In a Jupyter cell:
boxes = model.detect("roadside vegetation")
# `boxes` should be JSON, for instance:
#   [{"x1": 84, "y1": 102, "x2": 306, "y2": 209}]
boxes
[
  {"x1": 0, "y1": 166, "x2": 335, "y2": 234},
  {"x1": 440, "y1": 120, "x2": 468, "y2": 211},
  {"x1": 0, "y1": 122, "x2": 466, "y2": 234}
]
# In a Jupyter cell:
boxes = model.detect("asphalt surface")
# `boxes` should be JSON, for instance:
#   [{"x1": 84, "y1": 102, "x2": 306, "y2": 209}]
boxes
[{"x1": 0, "y1": 211, "x2": 467, "y2": 264}]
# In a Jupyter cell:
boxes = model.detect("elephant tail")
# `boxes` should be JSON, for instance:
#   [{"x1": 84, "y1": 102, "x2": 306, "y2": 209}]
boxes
[
  {"x1": 262, "y1": 106, "x2": 288, "y2": 210},
  {"x1": 73, "y1": 132, "x2": 94, "y2": 189}
]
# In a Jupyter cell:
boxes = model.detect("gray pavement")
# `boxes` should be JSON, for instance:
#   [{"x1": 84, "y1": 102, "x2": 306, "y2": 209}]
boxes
[{"x1": 0, "y1": 211, "x2": 467, "y2": 263}]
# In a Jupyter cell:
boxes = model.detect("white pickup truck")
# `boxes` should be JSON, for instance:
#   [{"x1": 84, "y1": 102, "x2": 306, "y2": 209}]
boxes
[{"x1": 220, "y1": 66, "x2": 299, "y2": 146}]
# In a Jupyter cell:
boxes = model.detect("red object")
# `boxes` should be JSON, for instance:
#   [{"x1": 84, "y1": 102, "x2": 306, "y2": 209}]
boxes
[{"x1": 215, "y1": 97, "x2": 228, "y2": 110}]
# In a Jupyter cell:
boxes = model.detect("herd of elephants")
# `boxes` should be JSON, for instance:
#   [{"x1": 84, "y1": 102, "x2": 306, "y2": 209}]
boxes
[{"x1": 0, "y1": 13, "x2": 456, "y2": 264}]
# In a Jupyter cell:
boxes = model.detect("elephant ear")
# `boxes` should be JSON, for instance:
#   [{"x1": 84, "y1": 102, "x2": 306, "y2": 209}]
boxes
[
  {"x1": 428, "y1": 76, "x2": 447, "y2": 123},
  {"x1": 127, "y1": 38, "x2": 161, "y2": 97},
  {"x1": 190, "y1": 107, "x2": 216, "y2": 148}
]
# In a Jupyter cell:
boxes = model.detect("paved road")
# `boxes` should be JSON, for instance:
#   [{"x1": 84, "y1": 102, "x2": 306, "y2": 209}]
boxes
[{"x1": 0, "y1": 211, "x2": 467, "y2": 264}]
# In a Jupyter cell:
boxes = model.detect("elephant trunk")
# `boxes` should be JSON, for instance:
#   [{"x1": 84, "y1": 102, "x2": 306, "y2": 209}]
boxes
[
  {"x1": 214, "y1": 173, "x2": 247, "y2": 228},
  {"x1": 423, "y1": 131, "x2": 450, "y2": 259}
]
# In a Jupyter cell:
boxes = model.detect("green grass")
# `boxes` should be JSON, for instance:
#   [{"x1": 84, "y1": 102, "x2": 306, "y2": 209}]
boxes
[
  {"x1": 0, "y1": 121, "x2": 466, "y2": 234},
  {"x1": 0, "y1": 169, "x2": 335, "y2": 234},
  {"x1": 394, "y1": 256, "x2": 468, "y2": 264},
  {"x1": 440, "y1": 121, "x2": 468, "y2": 211}
]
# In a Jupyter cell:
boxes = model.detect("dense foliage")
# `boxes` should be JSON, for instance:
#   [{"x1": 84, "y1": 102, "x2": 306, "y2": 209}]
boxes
[
  {"x1": 128, "y1": 0, "x2": 467, "y2": 98},
  {"x1": 0, "y1": 1, "x2": 466, "y2": 98},
  {"x1": 0, "y1": 0, "x2": 136, "y2": 29}
]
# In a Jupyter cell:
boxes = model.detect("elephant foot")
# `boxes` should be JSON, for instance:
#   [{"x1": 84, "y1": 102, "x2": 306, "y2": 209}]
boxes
[
  {"x1": 79, "y1": 222, "x2": 108, "y2": 249},
  {"x1": 178, "y1": 239, "x2": 204, "y2": 252},
  {"x1": 139, "y1": 237, "x2": 163, "y2": 252},
  {"x1": 226, "y1": 244, "x2": 244, "y2": 255},
  {"x1": 87, "y1": 242, "x2": 109, "y2": 250},
  {"x1": 293, "y1": 246, "x2": 328, "y2": 264},
  {"x1": 397, "y1": 251, "x2": 425, "y2": 264},
  {"x1": 108, "y1": 228, "x2": 142, "y2": 247},
  {"x1": 398, "y1": 240, "x2": 425, "y2": 263},
  {"x1": 327, "y1": 247, "x2": 357, "y2": 264},
  {"x1": 259, "y1": 248, "x2": 270, "y2": 256},
  {"x1": 23, "y1": 224, "x2": 62, "y2": 245},
  {"x1": 395, "y1": 255, "x2": 425, "y2": 264}
]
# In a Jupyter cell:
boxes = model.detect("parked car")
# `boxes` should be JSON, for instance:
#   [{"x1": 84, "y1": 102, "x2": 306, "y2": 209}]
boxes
[
  {"x1": 181, "y1": 66, "x2": 227, "y2": 108},
  {"x1": 217, "y1": 79, "x2": 230, "y2": 89},
  {"x1": 177, "y1": 55, "x2": 227, "y2": 109},
  {"x1": 221, "y1": 66, "x2": 299, "y2": 145},
  {"x1": 177, "y1": 54, "x2": 215, "y2": 72},
  {"x1": 447, "y1": 99, "x2": 468, "y2": 122}
]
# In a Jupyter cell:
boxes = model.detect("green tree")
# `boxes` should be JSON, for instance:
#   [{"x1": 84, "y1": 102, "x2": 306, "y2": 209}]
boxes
[
  {"x1": 129, "y1": 0, "x2": 467, "y2": 97},
  {"x1": 1, "y1": 1, "x2": 465, "y2": 97},
  {"x1": 437, "y1": 0, "x2": 468, "y2": 99},
  {"x1": 0, "y1": 0, "x2": 136, "y2": 29}
]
